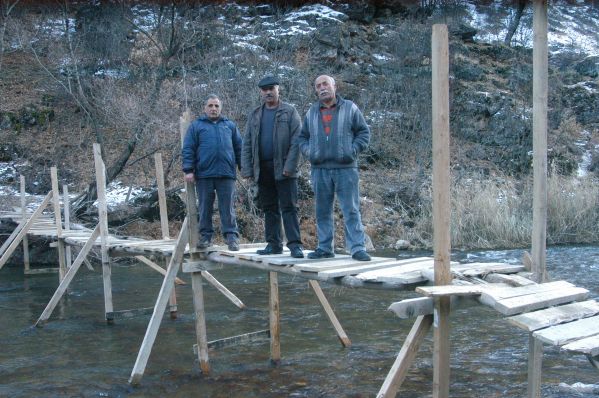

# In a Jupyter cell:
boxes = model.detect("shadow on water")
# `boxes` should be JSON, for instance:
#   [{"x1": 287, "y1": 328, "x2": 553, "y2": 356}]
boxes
[{"x1": 1, "y1": 245, "x2": 598, "y2": 397}]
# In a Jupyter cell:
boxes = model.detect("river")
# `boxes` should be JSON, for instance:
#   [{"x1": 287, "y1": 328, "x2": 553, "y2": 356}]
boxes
[{"x1": 1, "y1": 246, "x2": 598, "y2": 397}]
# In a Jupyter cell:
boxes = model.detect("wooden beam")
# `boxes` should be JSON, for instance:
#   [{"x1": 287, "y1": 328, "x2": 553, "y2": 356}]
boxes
[
  {"x1": 432, "y1": 23, "x2": 451, "y2": 398},
  {"x1": 377, "y1": 315, "x2": 434, "y2": 398},
  {"x1": 63, "y1": 184, "x2": 72, "y2": 269},
  {"x1": 50, "y1": 167, "x2": 67, "y2": 281},
  {"x1": 93, "y1": 143, "x2": 113, "y2": 321},
  {"x1": 201, "y1": 270, "x2": 245, "y2": 309},
  {"x1": 154, "y1": 153, "x2": 170, "y2": 239},
  {"x1": 205, "y1": 329, "x2": 270, "y2": 350},
  {"x1": 192, "y1": 272, "x2": 210, "y2": 373},
  {"x1": 0, "y1": 192, "x2": 53, "y2": 270},
  {"x1": 308, "y1": 280, "x2": 351, "y2": 347},
  {"x1": 107, "y1": 307, "x2": 155, "y2": 320},
  {"x1": 508, "y1": 300, "x2": 599, "y2": 332},
  {"x1": 269, "y1": 271, "x2": 281, "y2": 364},
  {"x1": 129, "y1": 217, "x2": 189, "y2": 385},
  {"x1": 20, "y1": 175, "x2": 30, "y2": 273},
  {"x1": 134, "y1": 255, "x2": 186, "y2": 285},
  {"x1": 36, "y1": 224, "x2": 101, "y2": 326},
  {"x1": 531, "y1": 0, "x2": 549, "y2": 285}
]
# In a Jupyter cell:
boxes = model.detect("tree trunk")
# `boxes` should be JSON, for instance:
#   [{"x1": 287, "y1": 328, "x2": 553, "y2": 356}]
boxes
[{"x1": 504, "y1": 0, "x2": 527, "y2": 46}]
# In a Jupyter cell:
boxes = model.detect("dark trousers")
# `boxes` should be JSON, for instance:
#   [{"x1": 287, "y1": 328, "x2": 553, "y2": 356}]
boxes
[
  {"x1": 195, "y1": 177, "x2": 239, "y2": 243},
  {"x1": 258, "y1": 161, "x2": 302, "y2": 249}
]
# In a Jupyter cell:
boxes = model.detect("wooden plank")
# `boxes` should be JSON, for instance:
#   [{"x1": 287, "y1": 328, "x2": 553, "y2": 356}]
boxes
[
  {"x1": 63, "y1": 184, "x2": 72, "y2": 269},
  {"x1": 388, "y1": 296, "x2": 478, "y2": 319},
  {"x1": 317, "y1": 260, "x2": 405, "y2": 279},
  {"x1": 484, "y1": 286, "x2": 589, "y2": 316},
  {"x1": 507, "y1": 300, "x2": 599, "y2": 332},
  {"x1": 51, "y1": 167, "x2": 67, "y2": 281},
  {"x1": 484, "y1": 273, "x2": 536, "y2": 286},
  {"x1": 309, "y1": 280, "x2": 351, "y2": 347},
  {"x1": 416, "y1": 285, "x2": 484, "y2": 297},
  {"x1": 0, "y1": 192, "x2": 53, "y2": 270},
  {"x1": 24, "y1": 268, "x2": 59, "y2": 275},
  {"x1": 378, "y1": 270, "x2": 427, "y2": 284},
  {"x1": 481, "y1": 280, "x2": 577, "y2": 302},
  {"x1": 356, "y1": 260, "x2": 436, "y2": 280},
  {"x1": 561, "y1": 334, "x2": 599, "y2": 357},
  {"x1": 295, "y1": 256, "x2": 398, "y2": 272},
  {"x1": 129, "y1": 217, "x2": 189, "y2": 385},
  {"x1": 533, "y1": 315, "x2": 599, "y2": 346},
  {"x1": 452, "y1": 262, "x2": 525, "y2": 276},
  {"x1": 377, "y1": 315, "x2": 433, "y2": 398}
]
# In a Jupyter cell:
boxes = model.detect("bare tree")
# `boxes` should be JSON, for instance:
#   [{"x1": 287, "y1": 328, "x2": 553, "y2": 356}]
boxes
[
  {"x1": 504, "y1": 0, "x2": 527, "y2": 46},
  {"x1": 0, "y1": 0, "x2": 20, "y2": 75}
]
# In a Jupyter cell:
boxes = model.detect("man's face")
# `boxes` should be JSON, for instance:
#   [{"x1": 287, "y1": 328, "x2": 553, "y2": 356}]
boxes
[
  {"x1": 314, "y1": 76, "x2": 336, "y2": 103},
  {"x1": 260, "y1": 85, "x2": 280, "y2": 106},
  {"x1": 204, "y1": 98, "x2": 222, "y2": 121}
]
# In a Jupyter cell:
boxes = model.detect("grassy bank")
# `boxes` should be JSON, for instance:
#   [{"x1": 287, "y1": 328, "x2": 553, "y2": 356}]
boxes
[{"x1": 409, "y1": 173, "x2": 599, "y2": 250}]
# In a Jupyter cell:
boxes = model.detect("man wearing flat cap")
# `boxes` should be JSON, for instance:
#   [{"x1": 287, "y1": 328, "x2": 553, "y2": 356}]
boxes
[{"x1": 241, "y1": 75, "x2": 304, "y2": 258}]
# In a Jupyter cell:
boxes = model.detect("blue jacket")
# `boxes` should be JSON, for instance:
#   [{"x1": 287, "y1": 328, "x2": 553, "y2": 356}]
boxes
[
  {"x1": 182, "y1": 115, "x2": 242, "y2": 179},
  {"x1": 297, "y1": 95, "x2": 370, "y2": 169}
]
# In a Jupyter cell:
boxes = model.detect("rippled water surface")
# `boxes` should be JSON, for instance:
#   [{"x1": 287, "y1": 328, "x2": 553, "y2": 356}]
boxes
[{"x1": 1, "y1": 246, "x2": 598, "y2": 397}]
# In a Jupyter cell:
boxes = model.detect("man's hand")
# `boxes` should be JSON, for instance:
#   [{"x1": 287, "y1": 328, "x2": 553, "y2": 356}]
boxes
[
  {"x1": 184, "y1": 173, "x2": 195, "y2": 183},
  {"x1": 282, "y1": 170, "x2": 290, "y2": 177},
  {"x1": 244, "y1": 175, "x2": 254, "y2": 182}
]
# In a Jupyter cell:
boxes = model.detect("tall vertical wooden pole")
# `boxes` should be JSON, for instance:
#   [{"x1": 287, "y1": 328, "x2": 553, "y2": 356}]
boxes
[
  {"x1": 63, "y1": 184, "x2": 72, "y2": 269},
  {"x1": 180, "y1": 110, "x2": 210, "y2": 372},
  {"x1": 50, "y1": 167, "x2": 67, "y2": 281},
  {"x1": 528, "y1": 1, "x2": 548, "y2": 397},
  {"x1": 20, "y1": 175, "x2": 30, "y2": 274},
  {"x1": 93, "y1": 143, "x2": 113, "y2": 322},
  {"x1": 269, "y1": 272, "x2": 281, "y2": 364},
  {"x1": 154, "y1": 152, "x2": 177, "y2": 318},
  {"x1": 431, "y1": 23, "x2": 451, "y2": 398}
]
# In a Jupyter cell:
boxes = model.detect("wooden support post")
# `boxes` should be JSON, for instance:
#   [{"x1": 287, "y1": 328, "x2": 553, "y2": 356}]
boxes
[
  {"x1": 0, "y1": 192, "x2": 53, "y2": 270},
  {"x1": 269, "y1": 271, "x2": 281, "y2": 364},
  {"x1": 20, "y1": 175, "x2": 30, "y2": 273},
  {"x1": 528, "y1": 2, "x2": 548, "y2": 397},
  {"x1": 35, "y1": 225, "x2": 101, "y2": 327},
  {"x1": 377, "y1": 314, "x2": 434, "y2": 398},
  {"x1": 308, "y1": 280, "x2": 351, "y2": 347},
  {"x1": 93, "y1": 144, "x2": 113, "y2": 322},
  {"x1": 63, "y1": 184, "x2": 72, "y2": 269},
  {"x1": 154, "y1": 153, "x2": 177, "y2": 318},
  {"x1": 432, "y1": 23, "x2": 451, "y2": 398},
  {"x1": 531, "y1": 0, "x2": 548, "y2": 284},
  {"x1": 180, "y1": 111, "x2": 199, "y2": 246},
  {"x1": 129, "y1": 217, "x2": 189, "y2": 385},
  {"x1": 50, "y1": 167, "x2": 67, "y2": 281},
  {"x1": 192, "y1": 272, "x2": 210, "y2": 373}
]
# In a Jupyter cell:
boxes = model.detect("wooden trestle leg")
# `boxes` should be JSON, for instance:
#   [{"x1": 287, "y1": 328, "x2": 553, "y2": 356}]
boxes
[
  {"x1": 129, "y1": 217, "x2": 189, "y2": 385},
  {"x1": 269, "y1": 271, "x2": 281, "y2": 365},
  {"x1": 192, "y1": 271, "x2": 210, "y2": 373},
  {"x1": 377, "y1": 314, "x2": 433, "y2": 398},
  {"x1": 308, "y1": 280, "x2": 351, "y2": 347}
]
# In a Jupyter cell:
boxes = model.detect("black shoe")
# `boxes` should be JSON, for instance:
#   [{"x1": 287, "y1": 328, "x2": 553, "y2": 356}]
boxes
[
  {"x1": 352, "y1": 250, "x2": 371, "y2": 261},
  {"x1": 307, "y1": 248, "x2": 334, "y2": 259},
  {"x1": 196, "y1": 239, "x2": 211, "y2": 249},
  {"x1": 290, "y1": 246, "x2": 304, "y2": 259},
  {"x1": 227, "y1": 241, "x2": 239, "y2": 251},
  {"x1": 257, "y1": 245, "x2": 283, "y2": 255}
]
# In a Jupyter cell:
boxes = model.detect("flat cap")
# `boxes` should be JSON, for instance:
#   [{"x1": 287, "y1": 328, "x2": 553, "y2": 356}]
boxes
[{"x1": 258, "y1": 75, "x2": 280, "y2": 88}]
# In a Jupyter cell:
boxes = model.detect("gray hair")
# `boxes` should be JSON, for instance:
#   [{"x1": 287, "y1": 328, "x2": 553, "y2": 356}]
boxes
[{"x1": 204, "y1": 93, "x2": 220, "y2": 105}]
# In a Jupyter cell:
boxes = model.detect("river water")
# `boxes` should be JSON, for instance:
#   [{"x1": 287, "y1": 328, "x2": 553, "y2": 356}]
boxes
[{"x1": 1, "y1": 246, "x2": 598, "y2": 397}]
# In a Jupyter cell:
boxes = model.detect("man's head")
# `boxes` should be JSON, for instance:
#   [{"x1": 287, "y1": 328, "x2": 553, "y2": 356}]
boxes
[
  {"x1": 314, "y1": 75, "x2": 336, "y2": 104},
  {"x1": 258, "y1": 75, "x2": 280, "y2": 108},
  {"x1": 204, "y1": 94, "x2": 222, "y2": 121}
]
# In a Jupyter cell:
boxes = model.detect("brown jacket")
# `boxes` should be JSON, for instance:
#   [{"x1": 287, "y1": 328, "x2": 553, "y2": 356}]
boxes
[{"x1": 241, "y1": 101, "x2": 302, "y2": 181}]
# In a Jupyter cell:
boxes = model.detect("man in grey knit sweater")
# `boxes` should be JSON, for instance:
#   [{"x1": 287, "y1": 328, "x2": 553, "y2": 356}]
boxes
[{"x1": 297, "y1": 75, "x2": 371, "y2": 261}]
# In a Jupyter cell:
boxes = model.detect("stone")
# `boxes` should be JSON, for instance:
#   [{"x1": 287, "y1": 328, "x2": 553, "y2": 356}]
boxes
[{"x1": 394, "y1": 239, "x2": 411, "y2": 250}]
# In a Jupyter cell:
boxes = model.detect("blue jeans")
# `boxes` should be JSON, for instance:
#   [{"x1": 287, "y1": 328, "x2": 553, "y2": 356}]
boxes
[
  {"x1": 311, "y1": 168, "x2": 365, "y2": 255},
  {"x1": 195, "y1": 177, "x2": 239, "y2": 243}
]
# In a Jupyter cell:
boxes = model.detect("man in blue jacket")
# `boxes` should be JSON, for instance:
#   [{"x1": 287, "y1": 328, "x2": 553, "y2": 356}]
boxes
[
  {"x1": 297, "y1": 75, "x2": 371, "y2": 261},
  {"x1": 182, "y1": 94, "x2": 242, "y2": 251}
]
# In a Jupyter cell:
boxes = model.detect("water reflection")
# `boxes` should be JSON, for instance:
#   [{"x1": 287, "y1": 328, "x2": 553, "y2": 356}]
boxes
[{"x1": 0, "y1": 246, "x2": 598, "y2": 397}]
